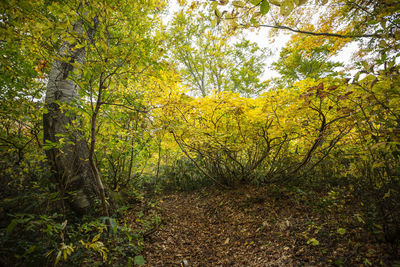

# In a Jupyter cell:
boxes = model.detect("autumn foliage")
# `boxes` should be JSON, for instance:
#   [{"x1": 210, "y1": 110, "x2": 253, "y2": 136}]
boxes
[{"x1": 1, "y1": 0, "x2": 400, "y2": 265}]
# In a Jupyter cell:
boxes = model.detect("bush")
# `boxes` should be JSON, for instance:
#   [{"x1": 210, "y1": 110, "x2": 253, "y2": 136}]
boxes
[{"x1": 157, "y1": 158, "x2": 210, "y2": 191}]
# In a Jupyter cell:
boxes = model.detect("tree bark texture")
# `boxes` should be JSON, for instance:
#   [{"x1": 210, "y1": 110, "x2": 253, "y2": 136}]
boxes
[{"x1": 43, "y1": 19, "x2": 100, "y2": 215}]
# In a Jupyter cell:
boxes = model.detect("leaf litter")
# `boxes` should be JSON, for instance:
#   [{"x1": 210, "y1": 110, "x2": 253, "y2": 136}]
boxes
[{"x1": 131, "y1": 185, "x2": 394, "y2": 266}]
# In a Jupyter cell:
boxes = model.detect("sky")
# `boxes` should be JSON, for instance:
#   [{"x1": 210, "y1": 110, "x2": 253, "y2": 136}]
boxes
[{"x1": 246, "y1": 29, "x2": 293, "y2": 79}]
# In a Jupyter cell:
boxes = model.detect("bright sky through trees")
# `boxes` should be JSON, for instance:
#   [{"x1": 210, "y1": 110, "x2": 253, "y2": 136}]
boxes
[{"x1": 165, "y1": 0, "x2": 357, "y2": 81}]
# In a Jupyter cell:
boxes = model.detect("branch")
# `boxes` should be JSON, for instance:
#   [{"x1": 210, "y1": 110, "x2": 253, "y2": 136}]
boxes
[
  {"x1": 171, "y1": 131, "x2": 228, "y2": 189},
  {"x1": 99, "y1": 102, "x2": 148, "y2": 113},
  {"x1": 305, "y1": 126, "x2": 351, "y2": 173},
  {"x1": 250, "y1": 24, "x2": 382, "y2": 39},
  {"x1": 290, "y1": 107, "x2": 326, "y2": 175}
]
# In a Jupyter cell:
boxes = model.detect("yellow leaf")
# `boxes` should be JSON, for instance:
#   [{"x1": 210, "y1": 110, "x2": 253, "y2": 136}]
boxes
[
  {"x1": 54, "y1": 250, "x2": 62, "y2": 266},
  {"x1": 92, "y1": 233, "x2": 101, "y2": 242}
]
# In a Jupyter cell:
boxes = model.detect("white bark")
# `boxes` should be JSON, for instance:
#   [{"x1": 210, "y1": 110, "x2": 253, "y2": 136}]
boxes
[
  {"x1": 43, "y1": 19, "x2": 100, "y2": 214},
  {"x1": 45, "y1": 21, "x2": 84, "y2": 103}
]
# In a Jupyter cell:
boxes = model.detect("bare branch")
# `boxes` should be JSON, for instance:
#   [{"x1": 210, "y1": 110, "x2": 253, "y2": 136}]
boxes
[{"x1": 246, "y1": 24, "x2": 383, "y2": 38}]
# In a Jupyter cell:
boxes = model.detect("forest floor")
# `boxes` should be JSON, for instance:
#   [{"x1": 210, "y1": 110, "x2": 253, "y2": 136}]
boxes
[{"x1": 129, "y1": 185, "x2": 394, "y2": 266}]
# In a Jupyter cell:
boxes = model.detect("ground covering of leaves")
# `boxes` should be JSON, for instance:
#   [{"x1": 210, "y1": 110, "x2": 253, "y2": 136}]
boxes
[{"x1": 133, "y1": 185, "x2": 395, "y2": 266}]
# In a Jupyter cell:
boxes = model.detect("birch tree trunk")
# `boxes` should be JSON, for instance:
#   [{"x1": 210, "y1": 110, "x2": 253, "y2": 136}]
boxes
[{"x1": 43, "y1": 19, "x2": 100, "y2": 215}]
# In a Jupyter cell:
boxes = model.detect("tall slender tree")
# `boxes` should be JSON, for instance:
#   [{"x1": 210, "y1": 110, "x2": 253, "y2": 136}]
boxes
[{"x1": 43, "y1": 6, "x2": 100, "y2": 214}]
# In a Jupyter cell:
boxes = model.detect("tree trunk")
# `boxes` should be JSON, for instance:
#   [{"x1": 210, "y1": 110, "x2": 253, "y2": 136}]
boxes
[{"x1": 43, "y1": 19, "x2": 100, "y2": 215}]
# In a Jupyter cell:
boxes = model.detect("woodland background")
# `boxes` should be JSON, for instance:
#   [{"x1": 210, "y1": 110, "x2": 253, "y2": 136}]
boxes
[{"x1": 0, "y1": 0, "x2": 399, "y2": 266}]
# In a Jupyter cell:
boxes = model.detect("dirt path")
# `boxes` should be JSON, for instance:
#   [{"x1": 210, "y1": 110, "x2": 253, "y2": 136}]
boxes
[
  {"x1": 142, "y1": 187, "x2": 301, "y2": 266},
  {"x1": 140, "y1": 186, "x2": 391, "y2": 266}
]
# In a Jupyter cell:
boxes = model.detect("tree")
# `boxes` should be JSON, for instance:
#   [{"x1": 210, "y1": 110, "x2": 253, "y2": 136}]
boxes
[
  {"x1": 272, "y1": 34, "x2": 344, "y2": 88},
  {"x1": 168, "y1": 7, "x2": 267, "y2": 96},
  {"x1": 42, "y1": 0, "x2": 164, "y2": 215},
  {"x1": 43, "y1": 6, "x2": 99, "y2": 214},
  {"x1": 210, "y1": 0, "x2": 399, "y2": 39},
  {"x1": 0, "y1": 0, "x2": 45, "y2": 184}
]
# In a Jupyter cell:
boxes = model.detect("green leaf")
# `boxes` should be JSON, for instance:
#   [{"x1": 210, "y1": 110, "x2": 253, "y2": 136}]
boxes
[
  {"x1": 6, "y1": 219, "x2": 18, "y2": 233},
  {"x1": 306, "y1": 238, "x2": 319, "y2": 246},
  {"x1": 134, "y1": 255, "x2": 146, "y2": 266},
  {"x1": 250, "y1": 0, "x2": 262, "y2": 4},
  {"x1": 354, "y1": 71, "x2": 361, "y2": 82},
  {"x1": 250, "y1": 18, "x2": 259, "y2": 25},
  {"x1": 333, "y1": 259, "x2": 344, "y2": 266},
  {"x1": 24, "y1": 245, "x2": 36, "y2": 255},
  {"x1": 383, "y1": 190, "x2": 391, "y2": 199},
  {"x1": 354, "y1": 213, "x2": 365, "y2": 224},
  {"x1": 336, "y1": 228, "x2": 346, "y2": 235},
  {"x1": 232, "y1": 1, "x2": 245, "y2": 7},
  {"x1": 215, "y1": 9, "x2": 222, "y2": 18},
  {"x1": 260, "y1": 0, "x2": 270, "y2": 15},
  {"x1": 361, "y1": 61, "x2": 369, "y2": 71},
  {"x1": 363, "y1": 258, "x2": 372, "y2": 266},
  {"x1": 367, "y1": 20, "x2": 378, "y2": 25}
]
